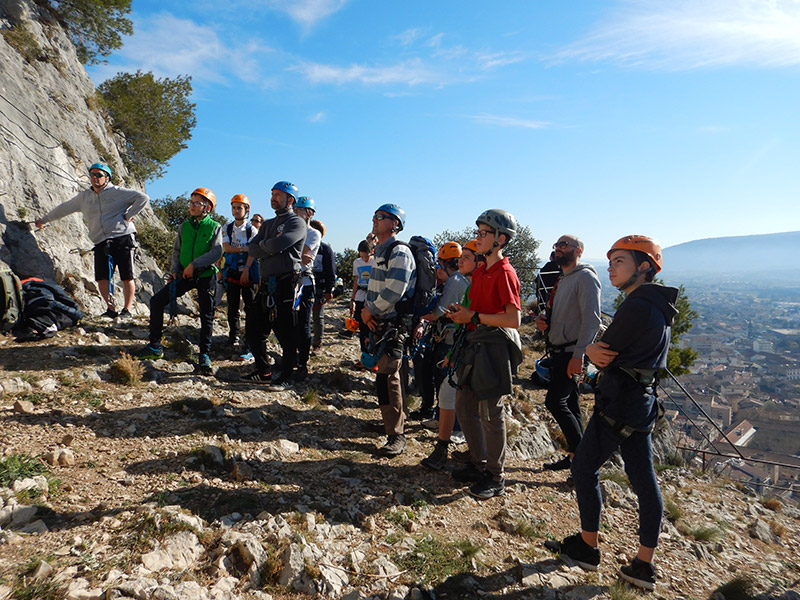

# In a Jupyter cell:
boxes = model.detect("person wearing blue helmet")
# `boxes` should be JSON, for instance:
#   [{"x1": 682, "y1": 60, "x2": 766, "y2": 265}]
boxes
[
  {"x1": 362, "y1": 203, "x2": 416, "y2": 456},
  {"x1": 242, "y1": 181, "x2": 307, "y2": 385},
  {"x1": 290, "y1": 196, "x2": 321, "y2": 382},
  {"x1": 35, "y1": 162, "x2": 150, "y2": 319}
]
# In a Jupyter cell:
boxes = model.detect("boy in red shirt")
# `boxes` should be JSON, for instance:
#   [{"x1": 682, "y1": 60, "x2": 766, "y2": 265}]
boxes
[{"x1": 449, "y1": 209, "x2": 523, "y2": 499}]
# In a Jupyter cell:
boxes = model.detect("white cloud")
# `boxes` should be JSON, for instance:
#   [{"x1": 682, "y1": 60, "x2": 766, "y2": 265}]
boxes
[
  {"x1": 309, "y1": 111, "x2": 327, "y2": 122},
  {"x1": 265, "y1": 0, "x2": 349, "y2": 28},
  {"x1": 292, "y1": 58, "x2": 442, "y2": 86},
  {"x1": 90, "y1": 13, "x2": 271, "y2": 85},
  {"x1": 555, "y1": 0, "x2": 800, "y2": 69},
  {"x1": 393, "y1": 28, "x2": 425, "y2": 46},
  {"x1": 475, "y1": 51, "x2": 526, "y2": 70},
  {"x1": 470, "y1": 114, "x2": 550, "y2": 129}
]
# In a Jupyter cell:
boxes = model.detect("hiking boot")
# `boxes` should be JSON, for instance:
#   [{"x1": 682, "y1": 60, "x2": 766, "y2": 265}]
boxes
[
  {"x1": 196, "y1": 354, "x2": 212, "y2": 374},
  {"x1": 544, "y1": 533, "x2": 600, "y2": 571},
  {"x1": 241, "y1": 370, "x2": 272, "y2": 383},
  {"x1": 379, "y1": 434, "x2": 406, "y2": 457},
  {"x1": 468, "y1": 474, "x2": 505, "y2": 499},
  {"x1": 118, "y1": 308, "x2": 132, "y2": 319},
  {"x1": 409, "y1": 407, "x2": 434, "y2": 421},
  {"x1": 452, "y1": 463, "x2": 486, "y2": 484},
  {"x1": 451, "y1": 449, "x2": 471, "y2": 464},
  {"x1": 237, "y1": 351, "x2": 254, "y2": 362},
  {"x1": 620, "y1": 557, "x2": 657, "y2": 591},
  {"x1": 101, "y1": 308, "x2": 118, "y2": 319},
  {"x1": 420, "y1": 439, "x2": 449, "y2": 471},
  {"x1": 293, "y1": 366, "x2": 309, "y2": 382},
  {"x1": 544, "y1": 455, "x2": 571, "y2": 471},
  {"x1": 137, "y1": 343, "x2": 164, "y2": 360}
]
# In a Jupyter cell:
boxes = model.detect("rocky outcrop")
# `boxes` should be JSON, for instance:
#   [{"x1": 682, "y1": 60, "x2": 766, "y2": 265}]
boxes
[{"x1": 0, "y1": 0, "x2": 166, "y2": 313}]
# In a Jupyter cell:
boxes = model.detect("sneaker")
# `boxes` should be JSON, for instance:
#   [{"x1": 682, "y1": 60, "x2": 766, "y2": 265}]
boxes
[
  {"x1": 237, "y1": 351, "x2": 254, "y2": 362},
  {"x1": 101, "y1": 309, "x2": 118, "y2": 319},
  {"x1": 544, "y1": 456, "x2": 572, "y2": 471},
  {"x1": 196, "y1": 354, "x2": 212, "y2": 373},
  {"x1": 452, "y1": 463, "x2": 486, "y2": 484},
  {"x1": 409, "y1": 408, "x2": 434, "y2": 421},
  {"x1": 379, "y1": 434, "x2": 406, "y2": 457},
  {"x1": 544, "y1": 533, "x2": 600, "y2": 571},
  {"x1": 468, "y1": 475, "x2": 505, "y2": 499},
  {"x1": 420, "y1": 440, "x2": 449, "y2": 471},
  {"x1": 422, "y1": 417, "x2": 438, "y2": 430},
  {"x1": 118, "y1": 308, "x2": 132, "y2": 319},
  {"x1": 137, "y1": 343, "x2": 164, "y2": 360},
  {"x1": 620, "y1": 557, "x2": 657, "y2": 591},
  {"x1": 450, "y1": 431, "x2": 466, "y2": 444},
  {"x1": 271, "y1": 370, "x2": 293, "y2": 385},
  {"x1": 451, "y1": 449, "x2": 471, "y2": 464},
  {"x1": 228, "y1": 335, "x2": 241, "y2": 347},
  {"x1": 241, "y1": 371, "x2": 272, "y2": 383},
  {"x1": 293, "y1": 366, "x2": 309, "y2": 382}
]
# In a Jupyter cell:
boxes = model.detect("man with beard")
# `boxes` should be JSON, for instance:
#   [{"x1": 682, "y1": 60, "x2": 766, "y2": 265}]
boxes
[
  {"x1": 535, "y1": 234, "x2": 601, "y2": 476},
  {"x1": 242, "y1": 181, "x2": 306, "y2": 384}
]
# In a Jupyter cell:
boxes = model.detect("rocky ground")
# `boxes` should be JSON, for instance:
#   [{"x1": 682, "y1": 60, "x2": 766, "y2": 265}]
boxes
[{"x1": 0, "y1": 298, "x2": 798, "y2": 600}]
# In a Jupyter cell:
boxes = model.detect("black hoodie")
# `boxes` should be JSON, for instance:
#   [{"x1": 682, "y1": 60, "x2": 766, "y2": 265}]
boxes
[{"x1": 601, "y1": 283, "x2": 679, "y2": 371}]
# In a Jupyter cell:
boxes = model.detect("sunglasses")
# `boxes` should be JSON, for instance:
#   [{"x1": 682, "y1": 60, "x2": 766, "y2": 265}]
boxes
[
  {"x1": 89, "y1": 172, "x2": 107, "y2": 178},
  {"x1": 373, "y1": 213, "x2": 393, "y2": 221},
  {"x1": 251, "y1": 219, "x2": 262, "y2": 224},
  {"x1": 553, "y1": 241, "x2": 575, "y2": 249}
]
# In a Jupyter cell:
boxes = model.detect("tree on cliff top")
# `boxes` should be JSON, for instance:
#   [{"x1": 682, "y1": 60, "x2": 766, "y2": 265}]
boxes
[
  {"x1": 36, "y1": 0, "x2": 133, "y2": 64},
  {"x1": 99, "y1": 70, "x2": 196, "y2": 183}
]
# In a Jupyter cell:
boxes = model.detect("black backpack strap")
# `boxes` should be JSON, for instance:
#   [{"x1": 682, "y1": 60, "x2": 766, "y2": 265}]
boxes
[
  {"x1": 226, "y1": 222, "x2": 234, "y2": 242},
  {"x1": 376, "y1": 240, "x2": 407, "y2": 266}
]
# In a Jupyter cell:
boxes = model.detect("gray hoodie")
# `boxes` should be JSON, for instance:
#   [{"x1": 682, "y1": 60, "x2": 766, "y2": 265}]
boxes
[
  {"x1": 547, "y1": 262, "x2": 601, "y2": 359},
  {"x1": 40, "y1": 184, "x2": 149, "y2": 245}
]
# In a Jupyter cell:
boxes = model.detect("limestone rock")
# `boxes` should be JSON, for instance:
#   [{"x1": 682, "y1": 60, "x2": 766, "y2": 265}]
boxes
[
  {"x1": 12, "y1": 399, "x2": 35, "y2": 414},
  {"x1": 141, "y1": 531, "x2": 205, "y2": 571}
]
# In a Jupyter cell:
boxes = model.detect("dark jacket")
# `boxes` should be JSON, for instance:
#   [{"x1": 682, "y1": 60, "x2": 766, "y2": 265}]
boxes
[
  {"x1": 455, "y1": 325, "x2": 523, "y2": 401},
  {"x1": 247, "y1": 208, "x2": 306, "y2": 279},
  {"x1": 314, "y1": 241, "x2": 336, "y2": 295}
]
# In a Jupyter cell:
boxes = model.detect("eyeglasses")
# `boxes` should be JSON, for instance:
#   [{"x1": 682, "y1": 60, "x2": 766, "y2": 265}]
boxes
[
  {"x1": 473, "y1": 229, "x2": 494, "y2": 238},
  {"x1": 189, "y1": 200, "x2": 208, "y2": 207},
  {"x1": 89, "y1": 172, "x2": 107, "y2": 178},
  {"x1": 553, "y1": 241, "x2": 575, "y2": 249}
]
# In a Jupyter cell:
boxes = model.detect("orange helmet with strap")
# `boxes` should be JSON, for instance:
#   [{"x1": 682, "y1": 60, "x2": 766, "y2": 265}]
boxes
[
  {"x1": 462, "y1": 239, "x2": 479, "y2": 254},
  {"x1": 438, "y1": 241, "x2": 462, "y2": 260},
  {"x1": 192, "y1": 188, "x2": 217, "y2": 211},
  {"x1": 231, "y1": 194, "x2": 250, "y2": 207},
  {"x1": 345, "y1": 317, "x2": 360, "y2": 332},
  {"x1": 607, "y1": 235, "x2": 662, "y2": 273}
]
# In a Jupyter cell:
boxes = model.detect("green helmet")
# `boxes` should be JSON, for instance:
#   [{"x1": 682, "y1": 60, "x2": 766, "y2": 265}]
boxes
[{"x1": 476, "y1": 209, "x2": 517, "y2": 242}]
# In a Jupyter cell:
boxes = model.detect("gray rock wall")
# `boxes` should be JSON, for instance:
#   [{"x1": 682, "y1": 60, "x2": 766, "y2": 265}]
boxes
[{"x1": 0, "y1": 0, "x2": 167, "y2": 313}]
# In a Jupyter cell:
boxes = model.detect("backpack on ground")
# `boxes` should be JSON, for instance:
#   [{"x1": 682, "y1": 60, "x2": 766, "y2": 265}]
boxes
[
  {"x1": 0, "y1": 269, "x2": 24, "y2": 332},
  {"x1": 383, "y1": 235, "x2": 437, "y2": 317}
]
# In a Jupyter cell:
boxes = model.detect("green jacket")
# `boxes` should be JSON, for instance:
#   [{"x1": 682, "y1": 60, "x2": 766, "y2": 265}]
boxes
[{"x1": 171, "y1": 215, "x2": 223, "y2": 278}]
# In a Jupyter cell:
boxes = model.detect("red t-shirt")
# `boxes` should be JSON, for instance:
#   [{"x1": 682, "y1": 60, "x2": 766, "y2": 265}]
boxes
[{"x1": 469, "y1": 257, "x2": 521, "y2": 314}]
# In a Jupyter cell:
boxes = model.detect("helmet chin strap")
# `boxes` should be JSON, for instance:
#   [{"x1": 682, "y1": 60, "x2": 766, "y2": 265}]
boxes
[{"x1": 616, "y1": 272, "x2": 639, "y2": 291}]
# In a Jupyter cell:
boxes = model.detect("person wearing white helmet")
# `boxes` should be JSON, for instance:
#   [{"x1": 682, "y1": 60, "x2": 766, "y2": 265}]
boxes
[
  {"x1": 448, "y1": 209, "x2": 523, "y2": 499},
  {"x1": 35, "y1": 162, "x2": 150, "y2": 319}
]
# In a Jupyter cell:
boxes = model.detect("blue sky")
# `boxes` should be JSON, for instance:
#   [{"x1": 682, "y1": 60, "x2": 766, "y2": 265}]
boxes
[{"x1": 88, "y1": 0, "x2": 800, "y2": 264}]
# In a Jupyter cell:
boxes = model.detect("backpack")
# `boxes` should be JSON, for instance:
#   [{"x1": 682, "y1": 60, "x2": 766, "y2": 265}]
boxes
[
  {"x1": 0, "y1": 269, "x2": 24, "y2": 332},
  {"x1": 382, "y1": 236, "x2": 437, "y2": 317}
]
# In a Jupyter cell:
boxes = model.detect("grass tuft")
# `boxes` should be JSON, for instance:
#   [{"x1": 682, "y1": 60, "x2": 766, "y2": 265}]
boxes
[
  {"x1": 394, "y1": 535, "x2": 474, "y2": 583},
  {"x1": 760, "y1": 497, "x2": 782, "y2": 512},
  {"x1": 711, "y1": 575, "x2": 756, "y2": 600},
  {"x1": 663, "y1": 495, "x2": 683, "y2": 522},
  {"x1": 109, "y1": 353, "x2": 144, "y2": 385},
  {"x1": 0, "y1": 454, "x2": 49, "y2": 487}
]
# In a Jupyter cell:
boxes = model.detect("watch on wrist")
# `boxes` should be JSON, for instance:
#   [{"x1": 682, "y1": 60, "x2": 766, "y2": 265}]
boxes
[{"x1": 471, "y1": 312, "x2": 481, "y2": 325}]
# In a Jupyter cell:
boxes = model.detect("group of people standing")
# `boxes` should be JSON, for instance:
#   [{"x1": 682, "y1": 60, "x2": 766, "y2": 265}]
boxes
[{"x1": 35, "y1": 162, "x2": 680, "y2": 592}]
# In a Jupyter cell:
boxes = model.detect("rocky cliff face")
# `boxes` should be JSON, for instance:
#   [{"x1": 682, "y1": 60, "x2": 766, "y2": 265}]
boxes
[{"x1": 0, "y1": 0, "x2": 165, "y2": 314}]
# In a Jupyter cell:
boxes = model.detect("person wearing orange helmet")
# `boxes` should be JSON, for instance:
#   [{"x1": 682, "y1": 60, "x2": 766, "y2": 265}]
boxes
[
  {"x1": 222, "y1": 194, "x2": 258, "y2": 361},
  {"x1": 411, "y1": 241, "x2": 465, "y2": 421},
  {"x1": 138, "y1": 188, "x2": 223, "y2": 375},
  {"x1": 546, "y1": 235, "x2": 677, "y2": 592}
]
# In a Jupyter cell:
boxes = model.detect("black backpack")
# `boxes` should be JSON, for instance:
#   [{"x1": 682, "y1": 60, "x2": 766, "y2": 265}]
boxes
[
  {"x1": 382, "y1": 236, "x2": 437, "y2": 317},
  {"x1": 0, "y1": 269, "x2": 23, "y2": 332}
]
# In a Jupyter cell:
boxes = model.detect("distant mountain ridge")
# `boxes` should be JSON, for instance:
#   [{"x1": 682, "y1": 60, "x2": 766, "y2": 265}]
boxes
[{"x1": 661, "y1": 231, "x2": 800, "y2": 278}]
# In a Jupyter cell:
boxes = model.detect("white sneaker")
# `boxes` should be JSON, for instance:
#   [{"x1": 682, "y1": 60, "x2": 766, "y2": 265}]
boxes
[{"x1": 450, "y1": 431, "x2": 466, "y2": 444}]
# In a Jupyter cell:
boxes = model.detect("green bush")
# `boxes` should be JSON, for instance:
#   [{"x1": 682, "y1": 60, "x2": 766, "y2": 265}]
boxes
[
  {"x1": 1, "y1": 23, "x2": 44, "y2": 62},
  {"x1": 0, "y1": 454, "x2": 49, "y2": 487},
  {"x1": 136, "y1": 221, "x2": 174, "y2": 273},
  {"x1": 99, "y1": 71, "x2": 196, "y2": 182}
]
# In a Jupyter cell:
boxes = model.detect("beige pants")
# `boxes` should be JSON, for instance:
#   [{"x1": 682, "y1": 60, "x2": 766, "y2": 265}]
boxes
[{"x1": 455, "y1": 387, "x2": 507, "y2": 479}]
